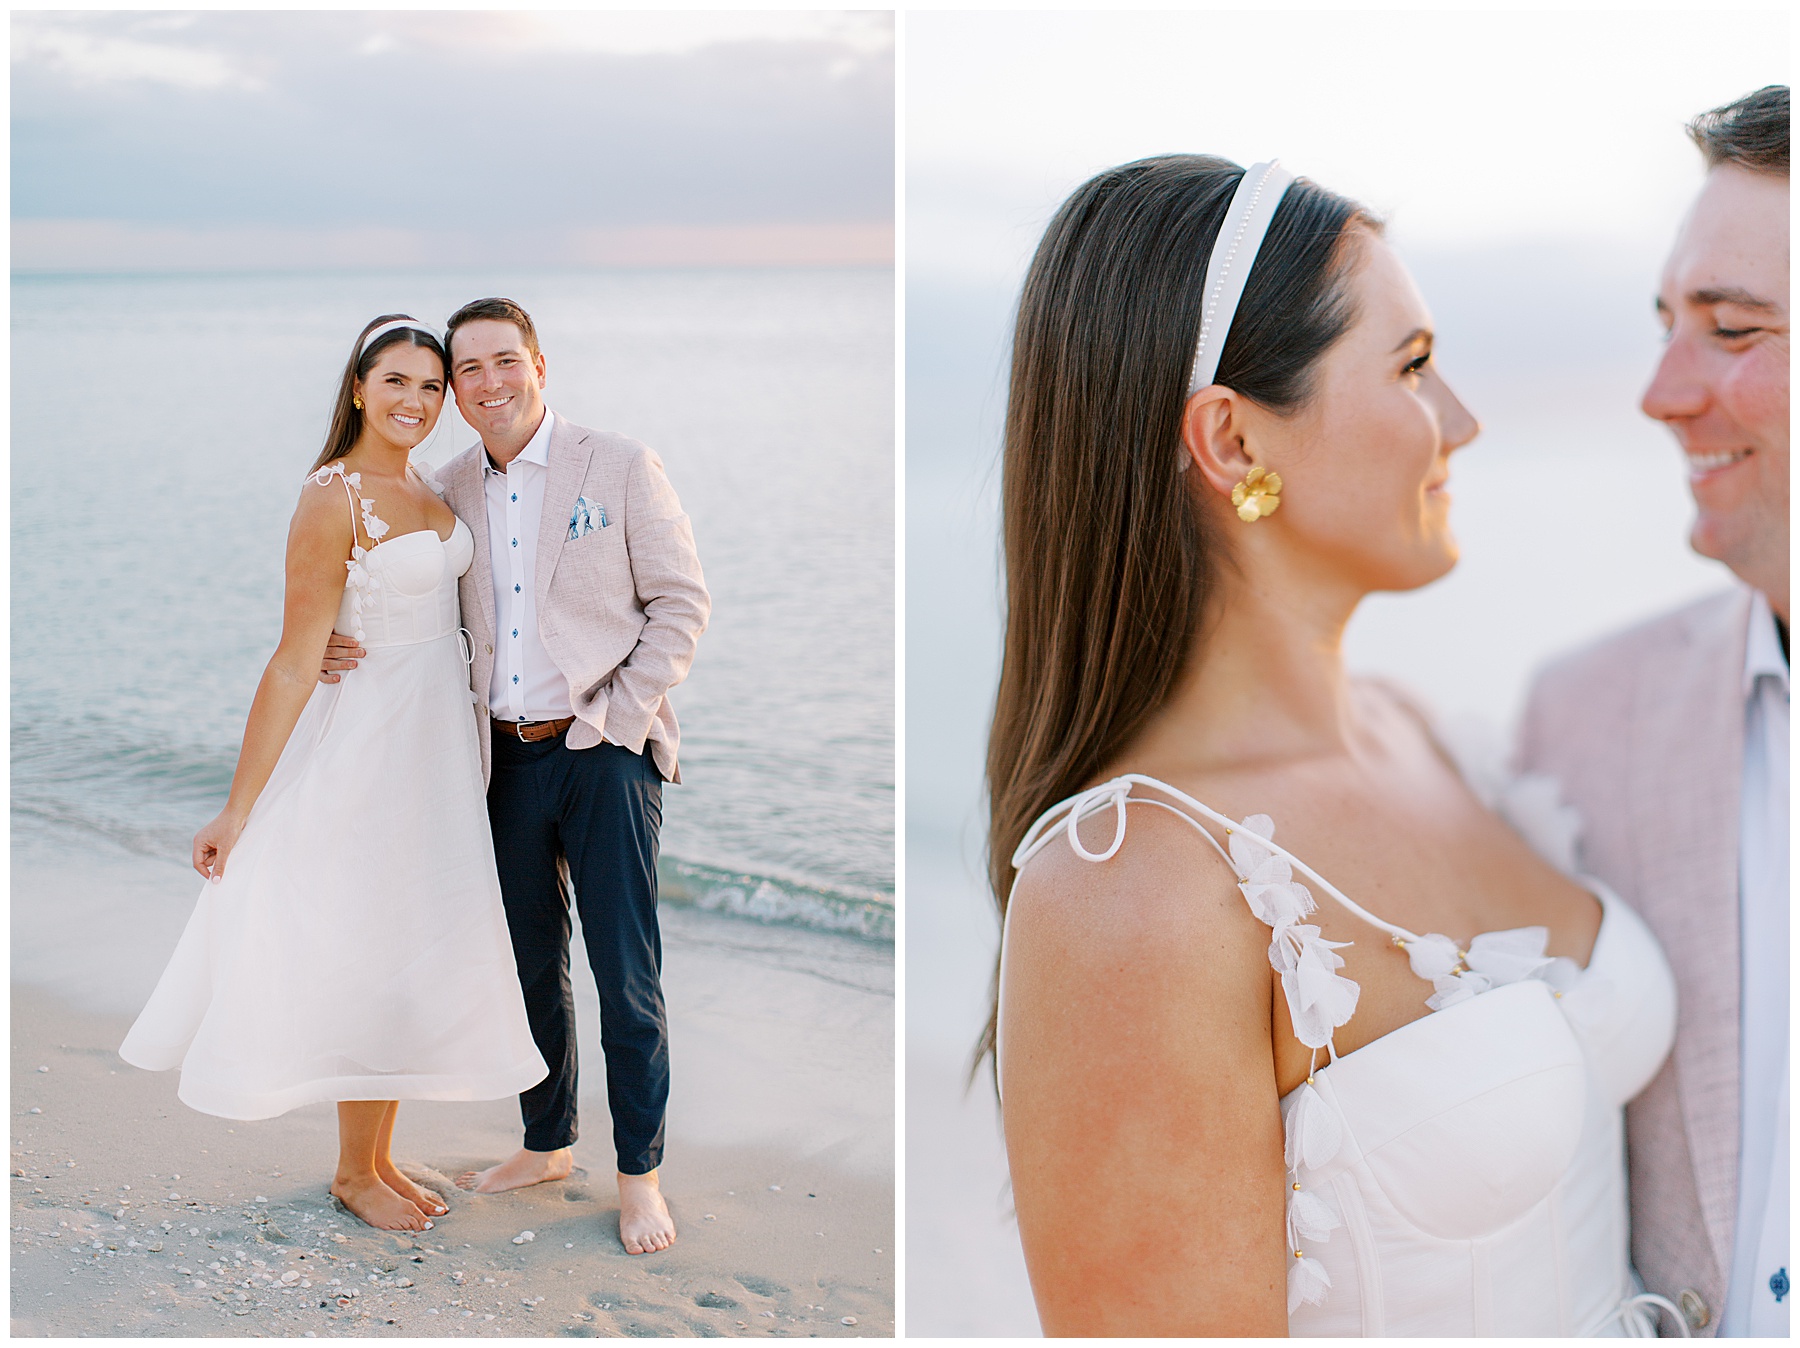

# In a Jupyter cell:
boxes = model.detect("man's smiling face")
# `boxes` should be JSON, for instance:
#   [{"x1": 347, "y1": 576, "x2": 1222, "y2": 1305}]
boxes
[
  {"x1": 1642, "y1": 162, "x2": 1790, "y2": 613},
  {"x1": 450, "y1": 318, "x2": 549, "y2": 447}
]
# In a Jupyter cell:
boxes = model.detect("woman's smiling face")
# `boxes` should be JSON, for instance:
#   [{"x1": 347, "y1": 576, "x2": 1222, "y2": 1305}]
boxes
[
  {"x1": 355, "y1": 342, "x2": 446, "y2": 453},
  {"x1": 1247, "y1": 232, "x2": 1482, "y2": 595}
]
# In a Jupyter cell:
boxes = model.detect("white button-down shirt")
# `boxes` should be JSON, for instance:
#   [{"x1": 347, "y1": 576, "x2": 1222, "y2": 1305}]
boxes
[
  {"x1": 1722, "y1": 590, "x2": 1789, "y2": 1337},
  {"x1": 483, "y1": 409, "x2": 574, "y2": 723}
]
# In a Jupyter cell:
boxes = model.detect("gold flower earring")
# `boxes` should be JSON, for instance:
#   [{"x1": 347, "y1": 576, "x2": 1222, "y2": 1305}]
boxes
[
  {"x1": 352, "y1": 395, "x2": 363, "y2": 410},
  {"x1": 1231, "y1": 466, "x2": 1282, "y2": 522}
]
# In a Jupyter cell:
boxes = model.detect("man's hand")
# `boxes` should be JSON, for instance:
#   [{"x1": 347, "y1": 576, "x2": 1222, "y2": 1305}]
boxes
[{"x1": 321, "y1": 632, "x2": 365, "y2": 684}]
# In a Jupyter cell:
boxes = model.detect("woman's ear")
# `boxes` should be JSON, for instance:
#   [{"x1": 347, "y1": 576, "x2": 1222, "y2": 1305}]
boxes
[{"x1": 1180, "y1": 386, "x2": 1257, "y2": 497}]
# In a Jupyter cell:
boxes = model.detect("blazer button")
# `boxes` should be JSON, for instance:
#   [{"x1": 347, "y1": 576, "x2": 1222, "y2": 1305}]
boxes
[
  {"x1": 486, "y1": 644, "x2": 493, "y2": 655},
  {"x1": 1677, "y1": 1288, "x2": 1710, "y2": 1331}
]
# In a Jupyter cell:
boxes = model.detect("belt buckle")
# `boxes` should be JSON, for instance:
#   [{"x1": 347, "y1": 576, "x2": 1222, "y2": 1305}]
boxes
[{"x1": 514, "y1": 720, "x2": 536, "y2": 742}]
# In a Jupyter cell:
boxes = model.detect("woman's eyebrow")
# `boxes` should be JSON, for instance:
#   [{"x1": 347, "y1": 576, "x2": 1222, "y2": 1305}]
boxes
[{"x1": 1389, "y1": 327, "x2": 1431, "y2": 354}]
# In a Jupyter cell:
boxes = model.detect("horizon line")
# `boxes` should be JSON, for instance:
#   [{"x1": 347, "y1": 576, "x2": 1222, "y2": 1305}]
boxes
[{"x1": 13, "y1": 219, "x2": 896, "y2": 272}]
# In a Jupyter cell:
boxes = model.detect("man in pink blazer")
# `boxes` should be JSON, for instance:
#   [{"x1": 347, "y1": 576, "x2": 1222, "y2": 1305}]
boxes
[
  {"x1": 335, "y1": 297, "x2": 709, "y2": 1254},
  {"x1": 1517, "y1": 88, "x2": 1788, "y2": 1336}
]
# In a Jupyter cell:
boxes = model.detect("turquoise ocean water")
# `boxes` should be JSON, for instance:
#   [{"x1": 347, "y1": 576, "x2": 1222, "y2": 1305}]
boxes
[{"x1": 12, "y1": 266, "x2": 894, "y2": 942}]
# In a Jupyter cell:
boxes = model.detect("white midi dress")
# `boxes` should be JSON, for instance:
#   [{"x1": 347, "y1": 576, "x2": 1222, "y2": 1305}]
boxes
[
  {"x1": 120, "y1": 463, "x2": 548, "y2": 1119},
  {"x1": 1005, "y1": 751, "x2": 1683, "y2": 1336}
]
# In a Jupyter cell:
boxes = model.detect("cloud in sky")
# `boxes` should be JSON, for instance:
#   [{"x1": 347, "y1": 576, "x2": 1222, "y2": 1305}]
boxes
[{"x1": 13, "y1": 10, "x2": 894, "y2": 270}]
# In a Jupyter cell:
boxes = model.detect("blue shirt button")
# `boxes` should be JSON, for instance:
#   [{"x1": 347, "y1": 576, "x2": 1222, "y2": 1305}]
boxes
[
  {"x1": 511, "y1": 493, "x2": 517, "y2": 502},
  {"x1": 512, "y1": 675, "x2": 519, "y2": 684},
  {"x1": 514, "y1": 584, "x2": 521, "y2": 593},
  {"x1": 512, "y1": 629, "x2": 518, "y2": 638},
  {"x1": 511, "y1": 538, "x2": 518, "y2": 547}
]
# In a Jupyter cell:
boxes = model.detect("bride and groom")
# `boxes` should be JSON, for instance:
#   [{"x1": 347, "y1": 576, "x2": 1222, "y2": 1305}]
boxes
[
  {"x1": 991, "y1": 88, "x2": 1785, "y2": 1334},
  {"x1": 120, "y1": 297, "x2": 711, "y2": 1258}
]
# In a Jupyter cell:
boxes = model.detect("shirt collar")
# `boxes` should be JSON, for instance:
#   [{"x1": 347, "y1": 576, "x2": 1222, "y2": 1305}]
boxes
[
  {"x1": 1743, "y1": 588, "x2": 1788, "y2": 699},
  {"x1": 482, "y1": 408, "x2": 555, "y2": 474}
]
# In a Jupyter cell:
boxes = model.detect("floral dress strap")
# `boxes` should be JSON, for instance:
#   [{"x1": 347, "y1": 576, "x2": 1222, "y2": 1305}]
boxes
[
  {"x1": 305, "y1": 462, "x2": 391, "y2": 643},
  {"x1": 1013, "y1": 771, "x2": 1574, "y2": 1313}
]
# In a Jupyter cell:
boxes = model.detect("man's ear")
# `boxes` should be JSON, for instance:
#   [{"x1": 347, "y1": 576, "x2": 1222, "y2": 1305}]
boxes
[{"x1": 1180, "y1": 386, "x2": 1257, "y2": 497}]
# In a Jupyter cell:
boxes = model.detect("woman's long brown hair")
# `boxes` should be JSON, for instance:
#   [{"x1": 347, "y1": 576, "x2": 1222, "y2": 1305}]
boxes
[{"x1": 978, "y1": 155, "x2": 1375, "y2": 1082}]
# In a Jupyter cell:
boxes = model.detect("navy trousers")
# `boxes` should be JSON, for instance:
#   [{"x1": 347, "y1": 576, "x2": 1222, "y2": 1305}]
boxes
[{"x1": 487, "y1": 730, "x2": 668, "y2": 1175}]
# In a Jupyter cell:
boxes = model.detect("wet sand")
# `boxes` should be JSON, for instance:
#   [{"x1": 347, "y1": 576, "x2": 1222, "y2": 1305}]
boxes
[{"x1": 10, "y1": 844, "x2": 893, "y2": 1338}]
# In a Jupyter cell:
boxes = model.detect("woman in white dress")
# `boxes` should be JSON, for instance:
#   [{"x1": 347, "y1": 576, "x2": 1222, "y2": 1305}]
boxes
[
  {"x1": 121, "y1": 315, "x2": 547, "y2": 1233},
  {"x1": 986, "y1": 158, "x2": 1683, "y2": 1334}
]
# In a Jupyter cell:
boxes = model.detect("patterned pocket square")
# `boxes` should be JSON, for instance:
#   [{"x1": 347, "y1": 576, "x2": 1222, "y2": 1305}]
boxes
[{"x1": 568, "y1": 496, "x2": 609, "y2": 540}]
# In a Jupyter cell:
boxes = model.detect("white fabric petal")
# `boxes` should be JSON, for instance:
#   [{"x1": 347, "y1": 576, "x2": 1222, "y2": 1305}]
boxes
[
  {"x1": 1282, "y1": 970, "x2": 1337, "y2": 1049},
  {"x1": 1405, "y1": 933, "x2": 1462, "y2": 982},
  {"x1": 1290, "y1": 1188, "x2": 1341, "y2": 1243},
  {"x1": 1426, "y1": 971, "x2": 1489, "y2": 1012},
  {"x1": 1267, "y1": 932, "x2": 1301, "y2": 976},
  {"x1": 1284, "y1": 1084, "x2": 1344, "y2": 1173},
  {"x1": 1287, "y1": 1255, "x2": 1332, "y2": 1313},
  {"x1": 1540, "y1": 954, "x2": 1583, "y2": 994},
  {"x1": 1296, "y1": 959, "x2": 1360, "y2": 1028},
  {"x1": 1245, "y1": 879, "x2": 1313, "y2": 928},
  {"x1": 1229, "y1": 813, "x2": 1278, "y2": 872},
  {"x1": 1465, "y1": 927, "x2": 1553, "y2": 985}
]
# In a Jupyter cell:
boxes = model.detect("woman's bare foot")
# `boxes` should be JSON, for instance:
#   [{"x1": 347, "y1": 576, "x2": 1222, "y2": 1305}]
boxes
[
  {"x1": 377, "y1": 1164, "x2": 448, "y2": 1217},
  {"x1": 618, "y1": 1170, "x2": 676, "y2": 1254},
  {"x1": 331, "y1": 1175, "x2": 433, "y2": 1231},
  {"x1": 454, "y1": 1147, "x2": 573, "y2": 1194}
]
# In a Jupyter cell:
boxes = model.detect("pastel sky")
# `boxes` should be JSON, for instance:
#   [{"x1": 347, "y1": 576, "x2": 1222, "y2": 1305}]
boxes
[
  {"x1": 909, "y1": 9, "x2": 1789, "y2": 285},
  {"x1": 13, "y1": 10, "x2": 894, "y2": 270}
]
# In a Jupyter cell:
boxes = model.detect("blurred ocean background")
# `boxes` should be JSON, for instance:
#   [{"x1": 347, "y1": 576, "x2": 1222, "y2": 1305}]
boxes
[{"x1": 12, "y1": 266, "x2": 895, "y2": 944}]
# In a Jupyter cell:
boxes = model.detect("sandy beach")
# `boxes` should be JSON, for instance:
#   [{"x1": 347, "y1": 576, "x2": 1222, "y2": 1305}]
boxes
[{"x1": 10, "y1": 841, "x2": 894, "y2": 1338}]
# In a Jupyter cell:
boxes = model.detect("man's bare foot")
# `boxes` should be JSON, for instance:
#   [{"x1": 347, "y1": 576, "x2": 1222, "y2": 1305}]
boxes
[
  {"x1": 377, "y1": 1163, "x2": 448, "y2": 1217},
  {"x1": 331, "y1": 1175, "x2": 432, "y2": 1231},
  {"x1": 454, "y1": 1147, "x2": 573, "y2": 1194},
  {"x1": 618, "y1": 1170, "x2": 676, "y2": 1254}
]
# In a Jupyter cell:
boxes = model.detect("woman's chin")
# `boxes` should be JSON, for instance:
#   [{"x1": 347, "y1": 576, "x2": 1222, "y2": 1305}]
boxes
[
  {"x1": 374, "y1": 425, "x2": 431, "y2": 454},
  {"x1": 1373, "y1": 539, "x2": 1459, "y2": 593}
]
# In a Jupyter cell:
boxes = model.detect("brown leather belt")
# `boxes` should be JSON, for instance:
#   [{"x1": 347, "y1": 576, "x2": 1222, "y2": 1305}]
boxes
[{"x1": 492, "y1": 716, "x2": 575, "y2": 743}]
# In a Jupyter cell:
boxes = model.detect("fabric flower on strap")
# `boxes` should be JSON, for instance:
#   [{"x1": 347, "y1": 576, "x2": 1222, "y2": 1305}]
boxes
[
  {"x1": 1271, "y1": 925, "x2": 1360, "y2": 1047},
  {"x1": 1407, "y1": 926, "x2": 1555, "y2": 1011},
  {"x1": 1232, "y1": 816, "x2": 1360, "y2": 1050},
  {"x1": 1282, "y1": 1083, "x2": 1344, "y2": 1312}
]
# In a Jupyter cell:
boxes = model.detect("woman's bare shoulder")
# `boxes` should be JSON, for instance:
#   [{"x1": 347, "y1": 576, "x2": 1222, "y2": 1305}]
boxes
[
  {"x1": 1006, "y1": 795, "x2": 1267, "y2": 977},
  {"x1": 288, "y1": 470, "x2": 357, "y2": 548}
]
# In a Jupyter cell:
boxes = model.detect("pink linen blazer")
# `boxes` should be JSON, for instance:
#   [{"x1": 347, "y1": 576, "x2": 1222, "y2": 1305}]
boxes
[
  {"x1": 1517, "y1": 586, "x2": 1753, "y2": 1336},
  {"x1": 439, "y1": 417, "x2": 710, "y2": 787}
]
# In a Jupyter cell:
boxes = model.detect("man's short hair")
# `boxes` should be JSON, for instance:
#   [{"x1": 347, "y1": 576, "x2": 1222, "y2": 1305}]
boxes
[
  {"x1": 445, "y1": 297, "x2": 541, "y2": 363},
  {"x1": 1688, "y1": 85, "x2": 1788, "y2": 176}
]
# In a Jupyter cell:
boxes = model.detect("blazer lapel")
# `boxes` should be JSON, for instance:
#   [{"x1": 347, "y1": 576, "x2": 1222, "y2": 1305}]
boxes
[
  {"x1": 535, "y1": 417, "x2": 594, "y2": 614},
  {"x1": 1631, "y1": 588, "x2": 1751, "y2": 1276}
]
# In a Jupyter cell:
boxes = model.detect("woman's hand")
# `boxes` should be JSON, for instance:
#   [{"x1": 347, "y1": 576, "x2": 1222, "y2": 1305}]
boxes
[{"x1": 193, "y1": 808, "x2": 249, "y2": 883}]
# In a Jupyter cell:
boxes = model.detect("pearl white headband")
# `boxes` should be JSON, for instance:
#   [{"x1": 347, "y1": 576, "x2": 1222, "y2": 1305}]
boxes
[
  {"x1": 1186, "y1": 160, "x2": 1296, "y2": 395},
  {"x1": 357, "y1": 317, "x2": 441, "y2": 358}
]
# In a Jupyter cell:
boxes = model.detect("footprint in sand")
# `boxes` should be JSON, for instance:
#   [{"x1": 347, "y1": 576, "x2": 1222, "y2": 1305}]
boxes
[{"x1": 694, "y1": 1291, "x2": 740, "y2": 1309}]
